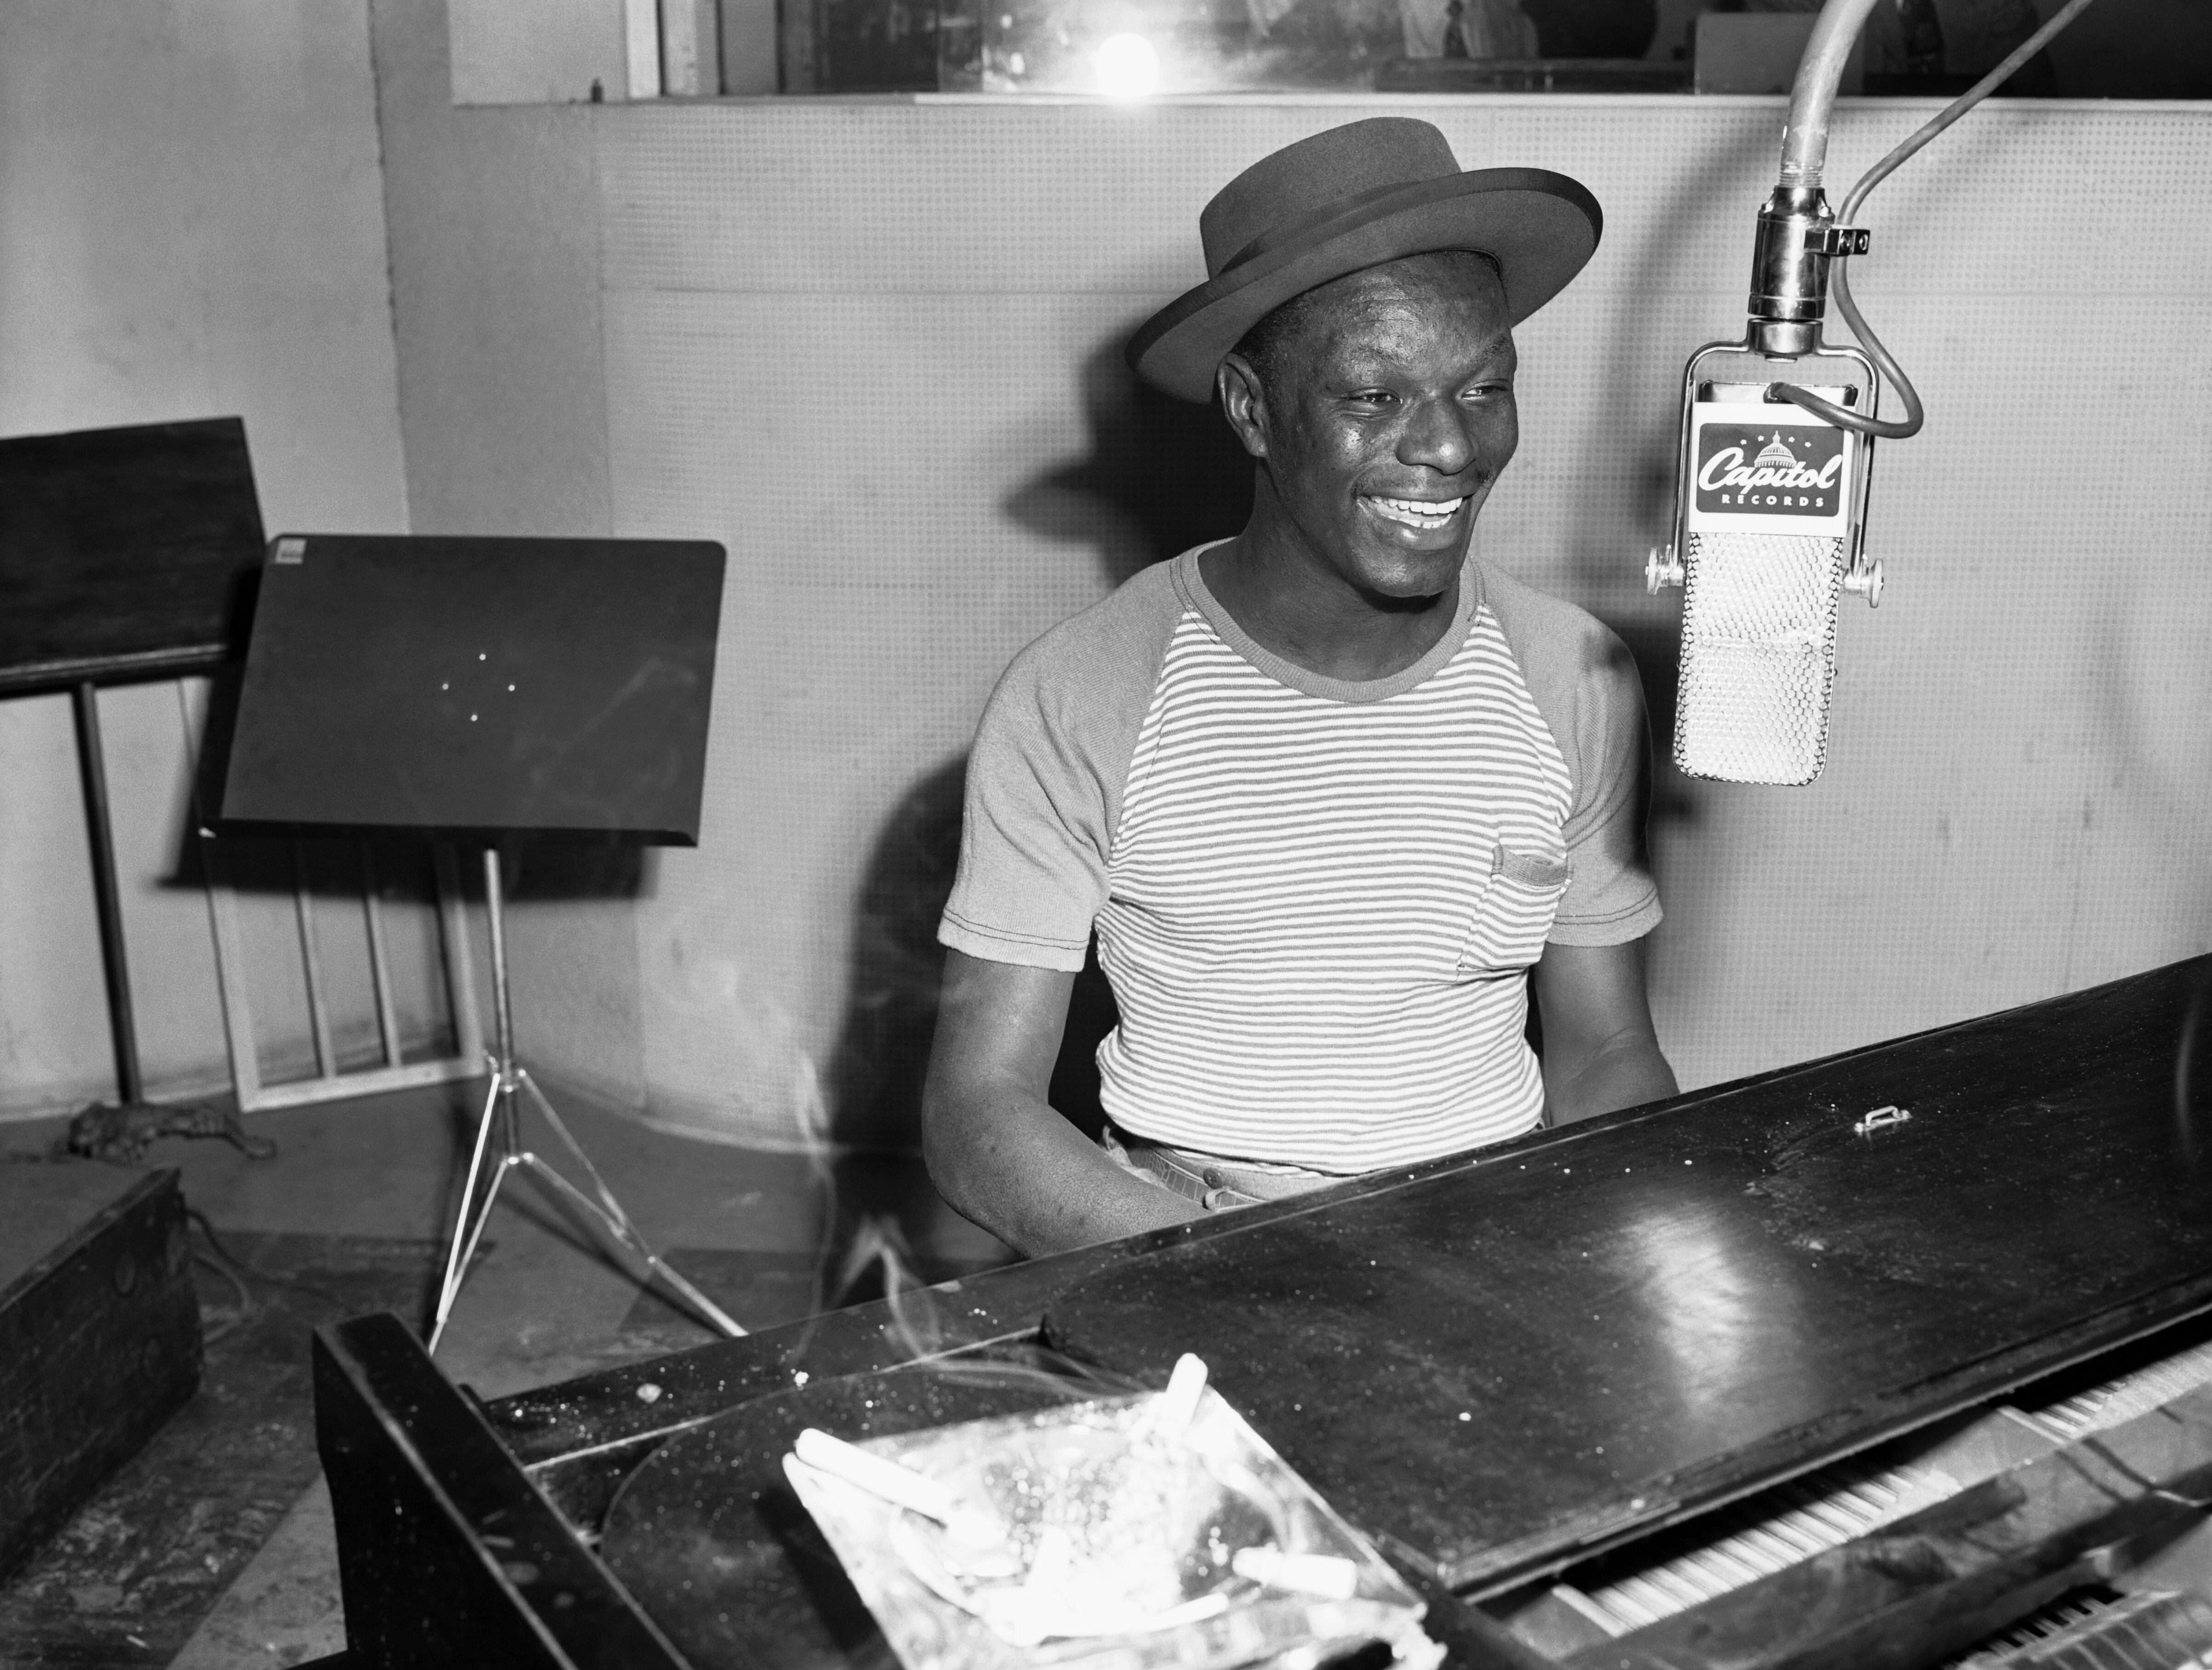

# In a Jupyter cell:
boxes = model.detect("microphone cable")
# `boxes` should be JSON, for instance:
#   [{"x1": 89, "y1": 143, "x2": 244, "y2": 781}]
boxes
[{"x1": 1776, "y1": 0, "x2": 2103, "y2": 439}]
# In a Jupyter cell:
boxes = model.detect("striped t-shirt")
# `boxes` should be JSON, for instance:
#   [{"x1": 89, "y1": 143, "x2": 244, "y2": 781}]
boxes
[{"x1": 940, "y1": 545, "x2": 1660, "y2": 1174}]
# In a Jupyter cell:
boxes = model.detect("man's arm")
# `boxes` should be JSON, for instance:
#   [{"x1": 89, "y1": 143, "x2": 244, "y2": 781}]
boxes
[
  {"x1": 922, "y1": 950, "x2": 1204, "y2": 1257},
  {"x1": 1531, "y1": 936, "x2": 1677, "y2": 1126}
]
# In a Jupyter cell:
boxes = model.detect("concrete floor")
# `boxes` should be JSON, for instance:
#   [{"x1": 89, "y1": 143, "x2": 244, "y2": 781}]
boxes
[{"x1": 0, "y1": 1073, "x2": 1006, "y2": 1667}]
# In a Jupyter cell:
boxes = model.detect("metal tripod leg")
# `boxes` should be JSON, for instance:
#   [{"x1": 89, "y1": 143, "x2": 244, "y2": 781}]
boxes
[
  {"x1": 514, "y1": 1070, "x2": 744, "y2": 1337},
  {"x1": 429, "y1": 1062, "x2": 512, "y2": 1353},
  {"x1": 510, "y1": 1151, "x2": 747, "y2": 1339},
  {"x1": 429, "y1": 1155, "x2": 520, "y2": 1354},
  {"x1": 518, "y1": 1070, "x2": 642, "y2": 1238}
]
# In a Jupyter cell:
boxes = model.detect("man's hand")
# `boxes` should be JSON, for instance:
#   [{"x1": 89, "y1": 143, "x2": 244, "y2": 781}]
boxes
[
  {"x1": 1531, "y1": 937, "x2": 1677, "y2": 1126},
  {"x1": 922, "y1": 951, "x2": 1205, "y2": 1257}
]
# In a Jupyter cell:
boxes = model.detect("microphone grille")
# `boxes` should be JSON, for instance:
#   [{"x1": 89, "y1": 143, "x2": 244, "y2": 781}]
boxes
[{"x1": 1673, "y1": 530, "x2": 1846, "y2": 786}]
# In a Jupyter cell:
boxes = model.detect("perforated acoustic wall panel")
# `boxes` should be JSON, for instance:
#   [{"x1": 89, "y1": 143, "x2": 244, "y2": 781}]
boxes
[{"x1": 390, "y1": 65, "x2": 2212, "y2": 1150}]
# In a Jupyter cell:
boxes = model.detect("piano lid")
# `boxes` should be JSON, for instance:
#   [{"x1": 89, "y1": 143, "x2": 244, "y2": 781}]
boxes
[{"x1": 1043, "y1": 955, "x2": 2212, "y2": 1592}]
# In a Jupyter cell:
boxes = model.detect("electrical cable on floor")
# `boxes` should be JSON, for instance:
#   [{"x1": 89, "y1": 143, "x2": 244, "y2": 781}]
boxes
[
  {"x1": 1775, "y1": 0, "x2": 2103, "y2": 438},
  {"x1": 195, "y1": 1248, "x2": 253, "y2": 1346},
  {"x1": 187, "y1": 1205, "x2": 350, "y2": 1314}
]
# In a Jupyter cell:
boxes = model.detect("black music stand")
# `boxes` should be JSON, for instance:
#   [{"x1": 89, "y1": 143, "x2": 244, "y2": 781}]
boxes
[
  {"x1": 218, "y1": 533, "x2": 741, "y2": 1350},
  {"x1": 0, "y1": 418, "x2": 266, "y2": 1129}
]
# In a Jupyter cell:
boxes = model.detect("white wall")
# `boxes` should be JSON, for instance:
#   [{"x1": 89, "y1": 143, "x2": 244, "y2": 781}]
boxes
[
  {"x1": 371, "y1": 0, "x2": 653, "y2": 1122},
  {"x1": 364, "y1": 2, "x2": 2212, "y2": 1157},
  {"x1": 0, "y1": 0, "x2": 414, "y2": 1117}
]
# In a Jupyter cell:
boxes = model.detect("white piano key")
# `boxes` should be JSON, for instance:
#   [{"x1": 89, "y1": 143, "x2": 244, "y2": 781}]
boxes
[
  {"x1": 1580, "y1": 1463, "x2": 1965, "y2": 1631},
  {"x1": 2018, "y1": 1337, "x2": 2212, "y2": 1444}
]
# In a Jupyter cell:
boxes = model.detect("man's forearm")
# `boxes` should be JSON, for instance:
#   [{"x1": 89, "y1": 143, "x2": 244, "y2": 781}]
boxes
[
  {"x1": 1543, "y1": 1031, "x2": 1679, "y2": 1127},
  {"x1": 923, "y1": 1084, "x2": 1204, "y2": 1258}
]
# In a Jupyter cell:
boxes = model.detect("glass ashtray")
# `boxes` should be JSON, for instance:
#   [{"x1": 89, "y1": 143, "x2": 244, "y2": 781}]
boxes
[{"x1": 785, "y1": 1383, "x2": 1438, "y2": 1670}]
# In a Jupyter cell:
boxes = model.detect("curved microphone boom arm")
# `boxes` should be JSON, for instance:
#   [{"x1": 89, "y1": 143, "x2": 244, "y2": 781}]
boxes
[{"x1": 1757, "y1": 0, "x2": 2101, "y2": 440}]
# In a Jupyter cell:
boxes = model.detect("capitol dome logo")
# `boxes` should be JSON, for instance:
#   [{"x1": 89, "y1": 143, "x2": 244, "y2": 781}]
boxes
[{"x1": 1692, "y1": 421, "x2": 1847, "y2": 520}]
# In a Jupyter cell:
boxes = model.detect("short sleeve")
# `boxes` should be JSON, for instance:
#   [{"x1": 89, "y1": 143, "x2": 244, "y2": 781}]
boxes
[
  {"x1": 939, "y1": 564, "x2": 1184, "y2": 971},
  {"x1": 939, "y1": 657, "x2": 1114, "y2": 971},
  {"x1": 1550, "y1": 629, "x2": 1662, "y2": 945},
  {"x1": 1476, "y1": 562, "x2": 1662, "y2": 947}
]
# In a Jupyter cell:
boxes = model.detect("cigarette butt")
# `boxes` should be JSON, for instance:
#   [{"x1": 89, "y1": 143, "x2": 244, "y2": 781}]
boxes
[
  {"x1": 1231, "y1": 1546, "x2": 1360, "y2": 1599},
  {"x1": 1152, "y1": 1353, "x2": 1209, "y2": 1439},
  {"x1": 794, "y1": 1428, "x2": 956, "y2": 1519}
]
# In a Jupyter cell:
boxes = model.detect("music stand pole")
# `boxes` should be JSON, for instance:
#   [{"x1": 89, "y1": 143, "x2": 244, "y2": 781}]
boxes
[
  {"x1": 428, "y1": 846, "x2": 746, "y2": 1353},
  {"x1": 72, "y1": 682, "x2": 144, "y2": 1106},
  {"x1": 67, "y1": 680, "x2": 218, "y2": 1131}
]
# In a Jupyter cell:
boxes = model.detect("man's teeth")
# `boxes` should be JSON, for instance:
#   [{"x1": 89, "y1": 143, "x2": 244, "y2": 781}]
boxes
[{"x1": 1369, "y1": 495, "x2": 1465, "y2": 527}]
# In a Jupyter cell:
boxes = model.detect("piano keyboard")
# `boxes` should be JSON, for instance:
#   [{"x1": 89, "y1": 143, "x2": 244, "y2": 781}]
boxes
[
  {"x1": 1949, "y1": 1587, "x2": 2212, "y2": 1670},
  {"x1": 1535, "y1": 1333, "x2": 2212, "y2": 1643},
  {"x1": 1567, "y1": 1459, "x2": 1963, "y2": 1634},
  {"x1": 2017, "y1": 1338, "x2": 2212, "y2": 1444}
]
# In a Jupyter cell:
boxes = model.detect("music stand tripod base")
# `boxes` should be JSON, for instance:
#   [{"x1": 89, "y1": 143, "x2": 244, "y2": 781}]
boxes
[
  {"x1": 430, "y1": 1064, "x2": 745, "y2": 1354},
  {"x1": 427, "y1": 848, "x2": 745, "y2": 1354}
]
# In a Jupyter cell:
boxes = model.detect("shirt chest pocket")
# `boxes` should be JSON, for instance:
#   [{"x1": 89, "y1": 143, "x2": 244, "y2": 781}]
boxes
[{"x1": 1457, "y1": 841, "x2": 1570, "y2": 977}]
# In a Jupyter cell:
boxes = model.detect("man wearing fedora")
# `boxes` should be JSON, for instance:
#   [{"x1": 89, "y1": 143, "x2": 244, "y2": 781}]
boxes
[{"x1": 924, "y1": 119, "x2": 1676, "y2": 1257}]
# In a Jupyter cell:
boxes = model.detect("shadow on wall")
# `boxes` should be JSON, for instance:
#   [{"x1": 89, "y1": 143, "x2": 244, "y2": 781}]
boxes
[
  {"x1": 816, "y1": 321, "x2": 1250, "y2": 1280},
  {"x1": 822, "y1": 745, "x2": 1127, "y2": 1159},
  {"x1": 819, "y1": 756, "x2": 1124, "y2": 1116},
  {"x1": 827, "y1": 317, "x2": 1255, "y2": 1160},
  {"x1": 827, "y1": 753, "x2": 971, "y2": 1158},
  {"x1": 1003, "y1": 327, "x2": 1257, "y2": 586},
  {"x1": 819, "y1": 749, "x2": 1121, "y2": 1293}
]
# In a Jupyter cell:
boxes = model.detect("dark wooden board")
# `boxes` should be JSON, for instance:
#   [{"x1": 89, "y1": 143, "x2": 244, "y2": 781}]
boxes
[
  {"x1": 219, "y1": 535, "x2": 724, "y2": 843},
  {"x1": 487, "y1": 1075, "x2": 1856, "y2": 1496},
  {"x1": 1041, "y1": 956, "x2": 2212, "y2": 1592},
  {"x1": 490, "y1": 1240, "x2": 1197, "y2": 1469},
  {"x1": 0, "y1": 417, "x2": 264, "y2": 694},
  {"x1": 0, "y1": 1169, "x2": 201, "y2": 1580},
  {"x1": 315, "y1": 1314, "x2": 690, "y2": 1670},
  {"x1": 0, "y1": 1161, "x2": 147, "y2": 1295}
]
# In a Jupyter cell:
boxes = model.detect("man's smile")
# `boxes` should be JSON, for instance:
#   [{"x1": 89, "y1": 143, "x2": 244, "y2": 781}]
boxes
[{"x1": 1362, "y1": 493, "x2": 1467, "y2": 531}]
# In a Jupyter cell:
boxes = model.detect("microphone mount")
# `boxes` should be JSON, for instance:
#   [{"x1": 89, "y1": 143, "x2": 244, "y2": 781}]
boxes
[{"x1": 1748, "y1": 186, "x2": 1870, "y2": 362}]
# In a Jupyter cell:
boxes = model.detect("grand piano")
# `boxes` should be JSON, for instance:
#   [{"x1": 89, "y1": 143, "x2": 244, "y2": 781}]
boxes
[{"x1": 313, "y1": 953, "x2": 2212, "y2": 1668}]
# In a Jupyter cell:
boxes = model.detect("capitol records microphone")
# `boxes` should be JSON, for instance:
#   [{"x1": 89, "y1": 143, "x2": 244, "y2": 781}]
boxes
[{"x1": 1650, "y1": 380, "x2": 1876, "y2": 786}]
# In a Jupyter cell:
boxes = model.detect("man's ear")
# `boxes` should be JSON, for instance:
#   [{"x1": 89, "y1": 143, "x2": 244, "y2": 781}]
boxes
[{"x1": 1217, "y1": 353, "x2": 1271, "y2": 461}]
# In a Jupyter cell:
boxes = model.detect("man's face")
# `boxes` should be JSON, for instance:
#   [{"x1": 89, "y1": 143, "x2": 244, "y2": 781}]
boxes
[{"x1": 1232, "y1": 253, "x2": 1519, "y2": 603}]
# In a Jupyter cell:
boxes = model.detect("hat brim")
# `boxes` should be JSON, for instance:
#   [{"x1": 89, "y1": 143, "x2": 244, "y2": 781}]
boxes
[{"x1": 1128, "y1": 167, "x2": 1602, "y2": 403}]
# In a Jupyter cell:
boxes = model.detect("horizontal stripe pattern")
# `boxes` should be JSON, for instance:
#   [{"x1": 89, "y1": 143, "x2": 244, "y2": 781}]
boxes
[{"x1": 1097, "y1": 604, "x2": 1575, "y2": 1173}]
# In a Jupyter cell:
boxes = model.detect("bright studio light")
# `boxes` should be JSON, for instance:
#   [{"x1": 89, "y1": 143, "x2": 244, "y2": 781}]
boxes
[{"x1": 1094, "y1": 33, "x2": 1160, "y2": 100}]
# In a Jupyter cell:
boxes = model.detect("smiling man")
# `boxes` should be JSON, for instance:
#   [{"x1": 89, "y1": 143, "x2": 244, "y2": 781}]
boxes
[{"x1": 923, "y1": 120, "x2": 1676, "y2": 1257}]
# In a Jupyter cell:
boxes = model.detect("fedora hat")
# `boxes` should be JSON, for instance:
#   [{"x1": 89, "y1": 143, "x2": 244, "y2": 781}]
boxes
[{"x1": 1128, "y1": 118, "x2": 1603, "y2": 403}]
